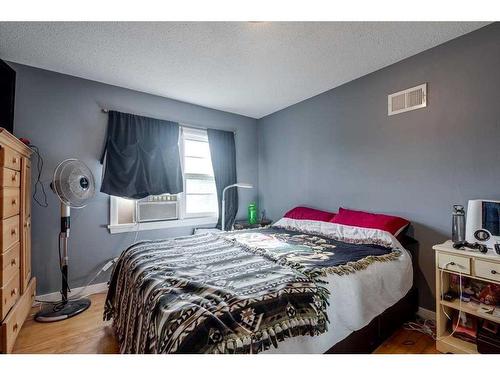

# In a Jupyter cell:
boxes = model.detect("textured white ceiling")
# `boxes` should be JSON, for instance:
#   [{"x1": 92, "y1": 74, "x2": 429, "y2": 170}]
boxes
[{"x1": 0, "y1": 22, "x2": 488, "y2": 118}]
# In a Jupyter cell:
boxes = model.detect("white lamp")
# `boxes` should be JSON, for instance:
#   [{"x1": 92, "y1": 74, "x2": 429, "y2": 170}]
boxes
[{"x1": 221, "y1": 183, "x2": 253, "y2": 231}]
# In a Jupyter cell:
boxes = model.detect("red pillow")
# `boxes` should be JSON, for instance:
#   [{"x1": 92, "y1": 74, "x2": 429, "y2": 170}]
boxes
[
  {"x1": 284, "y1": 206, "x2": 336, "y2": 222},
  {"x1": 330, "y1": 207, "x2": 409, "y2": 236}
]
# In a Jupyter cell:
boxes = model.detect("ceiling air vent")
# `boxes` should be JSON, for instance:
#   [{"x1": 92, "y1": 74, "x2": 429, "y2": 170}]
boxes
[{"x1": 388, "y1": 83, "x2": 427, "y2": 116}]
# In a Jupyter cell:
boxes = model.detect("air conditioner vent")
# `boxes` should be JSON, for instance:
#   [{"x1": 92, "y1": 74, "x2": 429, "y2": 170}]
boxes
[
  {"x1": 136, "y1": 195, "x2": 179, "y2": 222},
  {"x1": 388, "y1": 83, "x2": 427, "y2": 116}
]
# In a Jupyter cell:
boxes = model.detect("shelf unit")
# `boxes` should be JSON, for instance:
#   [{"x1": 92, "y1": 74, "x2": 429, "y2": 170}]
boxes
[{"x1": 434, "y1": 241, "x2": 500, "y2": 354}]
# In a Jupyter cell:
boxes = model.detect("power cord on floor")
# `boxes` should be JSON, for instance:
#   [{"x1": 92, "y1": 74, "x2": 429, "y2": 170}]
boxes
[
  {"x1": 403, "y1": 318, "x2": 437, "y2": 340},
  {"x1": 64, "y1": 258, "x2": 116, "y2": 301}
]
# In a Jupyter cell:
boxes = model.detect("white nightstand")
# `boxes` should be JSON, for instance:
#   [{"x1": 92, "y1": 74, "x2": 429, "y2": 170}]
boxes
[{"x1": 434, "y1": 241, "x2": 500, "y2": 354}]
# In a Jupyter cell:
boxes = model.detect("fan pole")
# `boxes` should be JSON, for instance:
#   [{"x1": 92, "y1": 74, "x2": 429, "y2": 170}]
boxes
[{"x1": 60, "y1": 203, "x2": 71, "y2": 303}]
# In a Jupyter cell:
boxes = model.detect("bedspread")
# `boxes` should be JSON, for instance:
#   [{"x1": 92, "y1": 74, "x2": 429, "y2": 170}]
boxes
[{"x1": 104, "y1": 222, "x2": 403, "y2": 354}]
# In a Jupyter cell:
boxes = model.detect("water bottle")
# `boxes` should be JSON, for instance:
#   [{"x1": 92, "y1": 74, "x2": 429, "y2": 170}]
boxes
[
  {"x1": 452, "y1": 205, "x2": 466, "y2": 243},
  {"x1": 248, "y1": 203, "x2": 258, "y2": 225}
]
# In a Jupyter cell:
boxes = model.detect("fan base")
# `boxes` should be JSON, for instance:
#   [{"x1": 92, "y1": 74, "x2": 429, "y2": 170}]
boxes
[{"x1": 35, "y1": 298, "x2": 91, "y2": 323}]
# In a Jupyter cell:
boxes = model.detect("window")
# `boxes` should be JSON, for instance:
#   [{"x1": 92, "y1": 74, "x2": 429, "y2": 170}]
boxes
[
  {"x1": 181, "y1": 127, "x2": 218, "y2": 218},
  {"x1": 108, "y1": 126, "x2": 218, "y2": 233}
]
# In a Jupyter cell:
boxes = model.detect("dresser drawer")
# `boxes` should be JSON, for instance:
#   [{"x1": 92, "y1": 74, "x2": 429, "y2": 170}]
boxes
[
  {"x1": 1, "y1": 215, "x2": 20, "y2": 252},
  {"x1": 437, "y1": 252, "x2": 471, "y2": 275},
  {"x1": 0, "y1": 187, "x2": 20, "y2": 219},
  {"x1": 0, "y1": 168, "x2": 20, "y2": 188},
  {"x1": 0, "y1": 271, "x2": 20, "y2": 320},
  {"x1": 0, "y1": 242, "x2": 20, "y2": 287},
  {"x1": 474, "y1": 259, "x2": 500, "y2": 283},
  {"x1": 0, "y1": 147, "x2": 21, "y2": 171},
  {"x1": 1, "y1": 278, "x2": 35, "y2": 353}
]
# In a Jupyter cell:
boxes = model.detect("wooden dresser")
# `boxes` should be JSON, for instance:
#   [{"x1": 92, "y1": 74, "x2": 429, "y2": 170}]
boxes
[{"x1": 0, "y1": 128, "x2": 35, "y2": 354}]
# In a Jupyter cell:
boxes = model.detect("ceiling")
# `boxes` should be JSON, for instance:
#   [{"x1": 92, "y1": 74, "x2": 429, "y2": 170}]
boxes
[{"x1": 0, "y1": 22, "x2": 489, "y2": 118}]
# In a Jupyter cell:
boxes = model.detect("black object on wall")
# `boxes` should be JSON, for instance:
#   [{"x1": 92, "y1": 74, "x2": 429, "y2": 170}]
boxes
[
  {"x1": 100, "y1": 110, "x2": 184, "y2": 199},
  {"x1": 208, "y1": 129, "x2": 238, "y2": 230},
  {"x1": 0, "y1": 59, "x2": 16, "y2": 133}
]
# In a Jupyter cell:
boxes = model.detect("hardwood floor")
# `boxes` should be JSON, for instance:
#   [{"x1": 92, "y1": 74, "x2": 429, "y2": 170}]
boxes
[
  {"x1": 12, "y1": 293, "x2": 438, "y2": 354},
  {"x1": 373, "y1": 326, "x2": 439, "y2": 354},
  {"x1": 13, "y1": 293, "x2": 119, "y2": 354}
]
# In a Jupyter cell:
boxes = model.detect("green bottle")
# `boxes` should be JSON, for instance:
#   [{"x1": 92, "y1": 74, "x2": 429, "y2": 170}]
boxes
[{"x1": 248, "y1": 202, "x2": 258, "y2": 225}]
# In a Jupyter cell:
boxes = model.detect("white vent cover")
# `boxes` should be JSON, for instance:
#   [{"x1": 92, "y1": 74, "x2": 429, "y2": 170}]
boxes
[{"x1": 388, "y1": 83, "x2": 427, "y2": 116}]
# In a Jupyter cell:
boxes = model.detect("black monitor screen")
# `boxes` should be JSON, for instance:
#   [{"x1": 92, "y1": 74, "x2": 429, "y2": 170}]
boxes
[{"x1": 482, "y1": 201, "x2": 500, "y2": 236}]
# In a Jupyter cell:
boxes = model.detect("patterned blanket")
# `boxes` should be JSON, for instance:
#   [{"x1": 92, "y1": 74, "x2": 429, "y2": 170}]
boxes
[
  {"x1": 224, "y1": 226, "x2": 401, "y2": 277},
  {"x1": 104, "y1": 225, "x2": 401, "y2": 354}
]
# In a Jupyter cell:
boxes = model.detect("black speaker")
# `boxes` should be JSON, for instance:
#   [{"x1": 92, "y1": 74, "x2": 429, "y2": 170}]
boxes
[{"x1": 477, "y1": 321, "x2": 500, "y2": 354}]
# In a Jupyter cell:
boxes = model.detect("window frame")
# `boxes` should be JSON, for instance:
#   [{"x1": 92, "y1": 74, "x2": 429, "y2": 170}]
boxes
[
  {"x1": 180, "y1": 126, "x2": 218, "y2": 219},
  {"x1": 107, "y1": 125, "x2": 218, "y2": 234}
]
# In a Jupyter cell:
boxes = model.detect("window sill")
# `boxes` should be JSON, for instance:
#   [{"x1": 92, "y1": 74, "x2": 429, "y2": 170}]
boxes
[{"x1": 108, "y1": 216, "x2": 218, "y2": 234}]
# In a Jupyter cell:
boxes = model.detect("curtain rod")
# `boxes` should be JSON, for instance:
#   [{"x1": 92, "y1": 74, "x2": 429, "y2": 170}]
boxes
[{"x1": 100, "y1": 108, "x2": 236, "y2": 134}]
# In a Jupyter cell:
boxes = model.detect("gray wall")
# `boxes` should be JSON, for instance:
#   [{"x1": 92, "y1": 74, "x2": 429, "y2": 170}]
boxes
[
  {"x1": 257, "y1": 23, "x2": 500, "y2": 310},
  {"x1": 11, "y1": 63, "x2": 258, "y2": 294}
]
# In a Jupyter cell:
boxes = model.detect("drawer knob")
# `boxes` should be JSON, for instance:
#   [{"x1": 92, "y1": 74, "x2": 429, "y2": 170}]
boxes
[
  {"x1": 450, "y1": 262, "x2": 455, "y2": 266},
  {"x1": 13, "y1": 323, "x2": 18, "y2": 332},
  {"x1": 11, "y1": 199, "x2": 16, "y2": 205},
  {"x1": 10, "y1": 258, "x2": 16, "y2": 266},
  {"x1": 12, "y1": 158, "x2": 17, "y2": 164},
  {"x1": 492, "y1": 270, "x2": 498, "y2": 275},
  {"x1": 11, "y1": 228, "x2": 16, "y2": 235},
  {"x1": 11, "y1": 174, "x2": 16, "y2": 181},
  {"x1": 11, "y1": 288, "x2": 17, "y2": 296}
]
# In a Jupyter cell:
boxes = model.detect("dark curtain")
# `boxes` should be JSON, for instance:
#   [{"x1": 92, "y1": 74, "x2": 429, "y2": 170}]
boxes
[
  {"x1": 100, "y1": 110, "x2": 183, "y2": 199},
  {"x1": 207, "y1": 129, "x2": 237, "y2": 230}
]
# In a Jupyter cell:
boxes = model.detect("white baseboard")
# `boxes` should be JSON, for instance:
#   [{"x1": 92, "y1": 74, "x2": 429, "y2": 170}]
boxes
[
  {"x1": 34, "y1": 282, "x2": 109, "y2": 305},
  {"x1": 417, "y1": 306, "x2": 436, "y2": 321}
]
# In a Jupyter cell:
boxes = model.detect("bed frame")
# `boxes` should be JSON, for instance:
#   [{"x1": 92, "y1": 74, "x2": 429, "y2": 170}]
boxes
[{"x1": 325, "y1": 235, "x2": 419, "y2": 353}]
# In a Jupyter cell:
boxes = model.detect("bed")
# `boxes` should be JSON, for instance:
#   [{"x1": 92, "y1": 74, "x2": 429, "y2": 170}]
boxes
[{"x1": 104, "y1": 217, "x2": 417, "y2": 354}]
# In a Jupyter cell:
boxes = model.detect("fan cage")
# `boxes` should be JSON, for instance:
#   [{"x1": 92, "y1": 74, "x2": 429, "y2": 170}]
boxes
[{"x1": 52, "y1": 159, "x2": 96, "y2": 208}]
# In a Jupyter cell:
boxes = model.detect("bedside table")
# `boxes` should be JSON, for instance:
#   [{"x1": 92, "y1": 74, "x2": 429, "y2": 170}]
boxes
[
  {"x1": 233, "y1": 220, "x2": 272, "y2": 230},
  {"x1": 434, "y1": 241, "x2": 500, "y2": 354}
]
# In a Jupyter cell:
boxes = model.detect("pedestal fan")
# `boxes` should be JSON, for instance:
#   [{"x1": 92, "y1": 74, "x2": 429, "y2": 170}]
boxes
[{"x1": 35, "y1": 159, "x2": 96, "y2": 322}]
